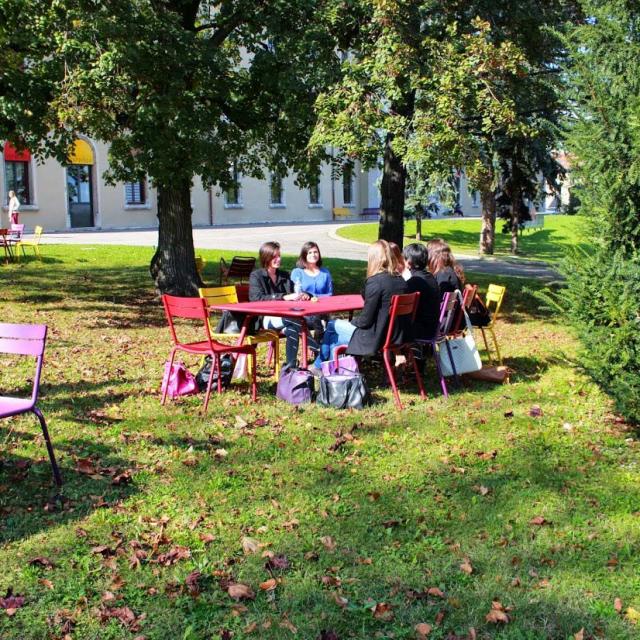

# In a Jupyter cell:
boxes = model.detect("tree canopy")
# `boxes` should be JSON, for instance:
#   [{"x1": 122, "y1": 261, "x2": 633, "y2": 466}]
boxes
[{"x1": 0, "y1": 0, "x2": 340, "y2": 293}]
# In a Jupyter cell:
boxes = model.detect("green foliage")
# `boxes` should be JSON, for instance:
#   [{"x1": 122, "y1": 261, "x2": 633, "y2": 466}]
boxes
[
  {"x1": 555, "y1": 248, "x2": 640, "y2": 424},
  {"x1": 564, "y1": 0, "x2": 640, "y2": 254}
]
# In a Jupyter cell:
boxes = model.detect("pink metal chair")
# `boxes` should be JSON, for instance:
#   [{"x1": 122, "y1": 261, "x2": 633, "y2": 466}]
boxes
[
  {"x1": 0, "y1": 323, "x2": 62, "y2": 489},
  {"x1": 10, "y1": 223, "x2": 24, "y2": 240},
  {"x1": 162, "y1": 294, "x2": 258, "y2": 411},
  {"x1": 416, "y1": 291, "x2": 458, "y2": 398},
  {"x1": 334, "y1": 292, "x2": 426, "y2": 410}
]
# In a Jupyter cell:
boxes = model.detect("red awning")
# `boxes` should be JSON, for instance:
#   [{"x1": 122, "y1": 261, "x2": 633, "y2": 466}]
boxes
[{"x1": 3, "y1": 141, "x2": 31, "y2": 162}]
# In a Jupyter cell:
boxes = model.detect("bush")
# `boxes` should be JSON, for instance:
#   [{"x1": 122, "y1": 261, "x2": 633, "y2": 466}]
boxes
[{"x1": 559, "y1": 248, "x2": 640, "y2": 423}]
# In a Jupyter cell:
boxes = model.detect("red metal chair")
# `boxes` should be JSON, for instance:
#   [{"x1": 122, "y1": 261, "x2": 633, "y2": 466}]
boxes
[
  {"x1": 161, "y1": 295, "x2": 258, "y2": 410},
  {"x1": 0, "y1": 323, "x2": 63, "y2": 491},
  {"x1": 335, "y1": 292, "x2": 426, "y2": 410}
]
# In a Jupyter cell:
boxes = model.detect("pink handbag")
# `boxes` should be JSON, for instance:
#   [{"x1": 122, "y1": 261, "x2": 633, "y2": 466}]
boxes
[{"x1": 161, "y1": 361, "x2": 198, "y2": 398}]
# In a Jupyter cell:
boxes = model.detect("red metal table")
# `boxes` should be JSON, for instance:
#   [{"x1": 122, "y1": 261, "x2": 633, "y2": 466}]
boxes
[{"x1": 210, "y1": 294, "x2": 364, "y2": 368}]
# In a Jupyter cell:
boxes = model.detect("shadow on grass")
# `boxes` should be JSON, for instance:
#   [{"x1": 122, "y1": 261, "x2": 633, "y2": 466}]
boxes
[{"x1": 0, "y1": 443, "x2": 140, "y2": 545}]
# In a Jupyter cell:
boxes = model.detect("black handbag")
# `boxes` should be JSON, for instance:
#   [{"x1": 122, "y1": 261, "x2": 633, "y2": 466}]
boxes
[
  {"x1": 468, "y1": 294, "x2": 492, "y2": 327},
  {"x1": 316, "y1": 372, "x2": 371, "y2": 409},
  {"x1": 195, "y1": 354, "x2": 233, "y2": 391}
]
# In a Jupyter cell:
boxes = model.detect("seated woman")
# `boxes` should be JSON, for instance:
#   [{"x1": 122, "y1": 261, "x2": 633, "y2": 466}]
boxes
[
  {"x1": 426, "y1": 238, "x2": 465, "y2": 295},
  {"x1": 290, "y1": 241, "x2": 333, "y2": 298},
  {"x1": 388, "y1": 242, "x2": 407, "y2": 277},
  {"x1": 313, "y1": 239, "x2": 408, "y2": 368},
  {"x1": 248, "y1": 241, "x2": 319, "y2": 370},
  {"x1": 403, "y1": 243, "x2": 441, "y2": 341}
]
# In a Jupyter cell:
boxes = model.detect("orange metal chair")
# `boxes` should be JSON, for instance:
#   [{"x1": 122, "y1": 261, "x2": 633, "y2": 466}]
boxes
[{"x1": 161, "y1": 294, "x2": 257, "y2": 411}]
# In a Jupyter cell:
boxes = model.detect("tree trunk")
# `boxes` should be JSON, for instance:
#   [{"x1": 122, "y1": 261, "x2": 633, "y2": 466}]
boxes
[
  {"x1": 510, "y1": 186, "x2": 520, "y2": 254},
  {"x1": 378, "y1": 133, "x2": 406, "y2": 248},
  {"x1": 150, "y1": 179, "x2": 202, "y2": 295},
  {"x1": 479, "y1": 190, "x2": 497, "y2": 255}
]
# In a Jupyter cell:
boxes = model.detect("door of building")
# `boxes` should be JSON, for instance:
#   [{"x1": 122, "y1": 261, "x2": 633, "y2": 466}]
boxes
[{"x1": 67, "y1": 164, "x2": 94, "y2": 228}]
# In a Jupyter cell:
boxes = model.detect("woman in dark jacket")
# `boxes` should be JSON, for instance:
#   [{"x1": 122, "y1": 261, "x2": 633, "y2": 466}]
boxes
[
  {"x1": 426, "y1": 238, "x2": 465, "y2": 295},
  {"x1": 313, "y1": 240, "x2": 408, "y2": 367},
  {"x1": 249, "y1": 241, "x2": 318, "y2": 369},
  {"x1": 403, "y1": 243, "x2": 441, "y2": 340}
]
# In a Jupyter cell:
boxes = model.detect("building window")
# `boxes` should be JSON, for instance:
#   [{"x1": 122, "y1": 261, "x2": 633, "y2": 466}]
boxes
[
  {"x1": 342, "y1": 164, "x2": 353, "y2": 205},
  {"x1": 471, "y1": 190, "x2": 479, "y2": 207},
  {"x1": 309, "y1": 178, "x2": 321, "y2": 205},
  {"x1": 5, "y1": 161, "x2": 31, "y2": 205},
  {"x1": 270, "y1": 173, "x2": 284, "y2": 206},
  {"x1": 125, "y1": 178, "x2": 147, "y2": 206},
  {"x1": 3, "y1": 142, "x2": 32, "y2": 205},
  {"x1": 225, "y1": 164, "x2": 241, "y2": 206}
]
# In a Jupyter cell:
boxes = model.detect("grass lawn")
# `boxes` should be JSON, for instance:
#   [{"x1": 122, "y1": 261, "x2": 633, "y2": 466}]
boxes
[
  {"x1": 336, "y1": 215, "x2": 591, "y2": 263},
  {"x1": 1, "y1": 245, "x2": 638, "y2": 640}
]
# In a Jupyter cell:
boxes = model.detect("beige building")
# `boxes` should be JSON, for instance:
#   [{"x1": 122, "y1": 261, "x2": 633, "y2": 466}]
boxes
[{"x1": 2, "y1": 136, "x2": 501, "y2": 232}]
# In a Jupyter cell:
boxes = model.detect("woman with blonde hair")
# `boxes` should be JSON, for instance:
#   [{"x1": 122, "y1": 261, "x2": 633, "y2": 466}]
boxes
[
  {"x1": 312, "y1": 239, "x2": 408, "y2": 369},
  {"x1": 427, "y1": 238, "x2": 465, "y2": 295}
]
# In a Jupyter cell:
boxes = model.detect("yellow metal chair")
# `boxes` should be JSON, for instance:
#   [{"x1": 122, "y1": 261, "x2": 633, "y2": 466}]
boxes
[
  {"x1": 478, "y1": 284, "x2": 506, "y2": 365},
  {"x1": 16, "y1": 225, "x2": 43, "y2": 261},
  {"x1": 198, "y1": 286, "x2": 281, "y2": 378}
]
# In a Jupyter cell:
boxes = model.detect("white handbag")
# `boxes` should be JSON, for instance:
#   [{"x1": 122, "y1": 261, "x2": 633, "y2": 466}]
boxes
[{"x1": 438, "y1": 292, "x2": 483, "y2": 377}]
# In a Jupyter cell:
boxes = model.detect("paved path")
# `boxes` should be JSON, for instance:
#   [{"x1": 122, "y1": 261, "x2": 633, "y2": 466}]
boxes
[{"x1": 43, "y1": 220, "x2": 558, "y2": 280}]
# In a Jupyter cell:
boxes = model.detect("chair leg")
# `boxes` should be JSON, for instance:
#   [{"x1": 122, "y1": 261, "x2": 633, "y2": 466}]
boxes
[
  {"x1": 250, "y1": 350, "x2": 258, "y2": 401},
  {"x1": 406, "y1": 347, "x2": 426, "y2": 400},
  {"x1": 489, "y1": 327, "x2": 503, "y2": 365},
  {"x1": 272, "y1": 339, "x2": 280, "y2": 379},
  {"x1": 433, "y1": 343, "x2": 449, "y2": 398},
  {"x1": 161, "y1": 349, "x2": 177, "y2": 405},
  {"x1": 32, "y1": 407, "x2": 63, "y2": 489},
  {"x1": 383, "y1": 348, "x2": 403, "y2": 409},
  {"x1": 480, "y1": 328, "x2": 494, "y2": 365},
  {"x1": 203, "y1": 353, "x2": 216, "y2": 412}
]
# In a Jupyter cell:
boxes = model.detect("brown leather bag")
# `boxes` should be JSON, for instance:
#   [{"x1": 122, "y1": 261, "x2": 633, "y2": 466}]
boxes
[{"x1": 466, "y1": 365, "x2": 512, "y2": 384}]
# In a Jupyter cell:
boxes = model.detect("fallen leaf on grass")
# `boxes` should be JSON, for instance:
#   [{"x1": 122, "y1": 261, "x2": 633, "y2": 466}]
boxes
[
  {"x1": 241, "y1": 537, "x2": 260, "y2": 554},
  {"x1": 626, "y1": 607, "x2": 640, "y2": 624},
  {"x1": 260, "y1": 578, "x2": 278, "y2": 591},
  {"x1": 573, "y1": 629, "x2": 584, "y2": 640},
  {"x1": 98, "y1": 606, "x2": 143, "y2": 631},
  {"x1": 473, "y1": 485, "x2": 491, "y2": 496},
  {"x1": 199, "y1": 533, "x2": 215, "y2": 544},
  {"x1": 426, "y1": 587, "x2": 445, "y2": 598},
  {"x1": 38, "y1": 579, "x2": 54, "y2": 590},
  {"x1": 372, "y1": 602, "x2": 394, "y2": 621},
  {"x1": 227, "y1": 583, "x2": 255, "y2": 601},
  {"x1": 318, "y1": 631, "x2": 339, "y2": 640},
  {"x1": 460, "y1": 559, "x2": 473, "y2": 575},
  {"x1": 112, "y1": 470, "x2": 133, "y2": 486},
  {"x1": 265, "y1": 554, "x2": 290, "y2": 571},
  {"x1": 185, "y1": 571, "x2": 202, "y2": 597},
  {"x1": 154, "y1": 546, "x2": 190, "y2": 566},
  {"x1": 415, "y1": 622, "x2": 432, "y2": 638},
  {"x1": 279, "y1": 617, "x2": 298, "y2": 633},
  {"x1": 0, "y1": 589, "x2": 25, "y2": 616},
  {"x1": 320, "y1": 536, "x2": 336, "y2": 551},
  {"x1": 529, "y1": 516, "x2": 550, "y2": 526},
  {"x1": 485, "y1": 600, "x2": 510, "y2": 624},
  {"x1": 614, "y1": 597, "x2": 623, "y2": 613},
  {"x1": 529, "y1": 405, "x2": 543, "y2": 417},
  {"x1": 235, "y1": 415, "x2": 249, "y2": 428},
  {"x1": 29, "y1": 556, "x2": 54, "y2": 569}
]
